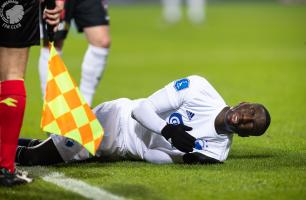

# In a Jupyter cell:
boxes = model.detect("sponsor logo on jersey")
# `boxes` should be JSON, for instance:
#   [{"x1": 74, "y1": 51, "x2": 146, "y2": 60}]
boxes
[
  {"x1": 65, "y1": 138, "x2": 75, "y2": 147},
  {"x1": 0, "y1": 97, "x2": 17, "y2": 107},
  {"x1": 0, "y1": 0, "x2": 24, "y2": 29},
  {"x1": 186, "y1": 110, "x2": 195, "y2": 120},
  {"x1": 169, "y1": 112, "x2": 184, "y2": 125},
  {"x1": 194, "y1": 139, "x2": 208, "y2": 150},
  {"x1": 174, "y1": 78, "x2": 190, "y2": 91}
]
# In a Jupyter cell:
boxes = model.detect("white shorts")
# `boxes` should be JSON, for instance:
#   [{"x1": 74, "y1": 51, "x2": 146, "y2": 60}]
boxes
[{"x1": 51, "y1": 98, "x2": 129, "y2": 162}]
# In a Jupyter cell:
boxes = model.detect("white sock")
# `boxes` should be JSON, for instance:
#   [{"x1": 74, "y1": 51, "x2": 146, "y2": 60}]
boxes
[
  {"x1": 187, "y1": 0, "x2": 205, "y2": 24},
  {"x1": 38, "y1": 47, "x2": 50, "y2": 98},
  {"x1": 162, "y1": 0, "x2": 182, "y2": 24},
  {"x1": 80, "y1": 45, "x2": 109, "y2": 106},
  {"x1": 38, "y1": 47, "x2": 62, "y2": 98}
]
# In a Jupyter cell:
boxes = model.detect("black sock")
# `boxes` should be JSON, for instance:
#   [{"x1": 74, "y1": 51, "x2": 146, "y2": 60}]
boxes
[
  {"x1": 18, "y1": 138, "x2": 42, "y2": 147},
  {"x1": 15, "y1": 138, "x2": 64, "y2": 166}
]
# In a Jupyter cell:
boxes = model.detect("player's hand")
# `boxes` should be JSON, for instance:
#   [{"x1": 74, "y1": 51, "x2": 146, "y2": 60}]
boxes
[
  {"x1": 161, "y1": 124, "x2": 196, "y2": 153},
  {"x1": 43, "y1": 0, "x2": 64, "y2": 31}
]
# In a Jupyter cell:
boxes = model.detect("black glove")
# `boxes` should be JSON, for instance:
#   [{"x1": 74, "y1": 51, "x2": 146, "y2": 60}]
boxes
[{"x1": 161, "y1": 124, "x2": 196, "y2": 153}]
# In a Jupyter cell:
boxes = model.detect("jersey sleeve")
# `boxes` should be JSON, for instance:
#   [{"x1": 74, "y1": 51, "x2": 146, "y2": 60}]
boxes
[
  {"x1": 132, "y1": 100, "x2": 167, "y2": 134},
  {"x1": 132, "y1": 75, "x2": 207, "y2": 134},
  {"x1": 148, "y1": 76, "x2": 203, "y2": 113}
]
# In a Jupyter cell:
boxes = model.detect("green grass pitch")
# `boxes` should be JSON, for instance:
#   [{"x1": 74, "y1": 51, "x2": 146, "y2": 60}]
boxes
[{"x1": 1, "y1": 2, "x2": 306, "y2": 200}]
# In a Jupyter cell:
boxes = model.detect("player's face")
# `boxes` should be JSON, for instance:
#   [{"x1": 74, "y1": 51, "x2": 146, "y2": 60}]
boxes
[{"x1": 226, "y1": 102, "x2": 267, "y2": 137}]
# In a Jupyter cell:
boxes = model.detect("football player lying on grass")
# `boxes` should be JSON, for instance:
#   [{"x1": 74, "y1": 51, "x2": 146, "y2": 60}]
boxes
[{"x1": 16, "y1": 75, "x2": 271, "y2": 165}]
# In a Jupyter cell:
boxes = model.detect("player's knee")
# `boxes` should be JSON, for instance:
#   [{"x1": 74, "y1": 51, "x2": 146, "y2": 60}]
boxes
[
  {"x1": 102, "y1": 36, "x2": 111, "y2": 48},
  {"x1": 90, "y1": 36, "x2": 111, "y2": 48}
]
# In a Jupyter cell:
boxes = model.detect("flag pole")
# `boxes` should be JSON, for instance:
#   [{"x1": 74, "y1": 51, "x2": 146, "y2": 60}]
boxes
[
  {"x1": 46, "y1": 0, "x2": 56, "y2": 42},
  {"x1": 41, "y1": 1, "x2": 104, "y2": 154}
]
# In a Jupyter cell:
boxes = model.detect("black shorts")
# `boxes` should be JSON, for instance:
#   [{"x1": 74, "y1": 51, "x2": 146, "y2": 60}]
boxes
[
  {"x1": 0, "y1": 0, "x2": 40, "y2": 48},
  {"x1": 42, "y1": 0, "x2": 109, "y2": 41}
]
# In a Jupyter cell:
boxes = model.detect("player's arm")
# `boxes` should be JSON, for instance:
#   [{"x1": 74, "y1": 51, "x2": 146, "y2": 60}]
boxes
[
  {"x1": 183, "y1": 152, "x2": 222, "y2": 164},
  {"x1": 132, "y1": 98, "x2": 195, "y2": 153},
  {"x1": 132, "y1": 78, "x2": 196, "y2": 153},
  {"x1": 132, "y1": 77, "x2": 192, "y2": 134}
]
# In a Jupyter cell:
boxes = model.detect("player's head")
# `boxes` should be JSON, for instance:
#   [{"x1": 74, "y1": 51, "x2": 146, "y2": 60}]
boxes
[{"x1": 225, "y1": 102, "x2": 271, "y2": 137}]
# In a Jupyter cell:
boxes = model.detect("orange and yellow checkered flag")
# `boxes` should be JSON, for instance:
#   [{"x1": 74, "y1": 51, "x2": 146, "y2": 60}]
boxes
[{"x1": 41, "y1": 43, "x2": 103, "y2": 155}]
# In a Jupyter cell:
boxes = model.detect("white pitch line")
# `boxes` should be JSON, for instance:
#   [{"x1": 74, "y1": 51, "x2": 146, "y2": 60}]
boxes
[{"x1": 43, "y1": 172, "x2": 126, "y2": 200}]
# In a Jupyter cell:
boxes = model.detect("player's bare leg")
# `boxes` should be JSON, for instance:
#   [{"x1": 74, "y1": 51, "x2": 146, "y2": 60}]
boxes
[{"x1": 0, "y1": 48, "x2": 28, "y2": 80}]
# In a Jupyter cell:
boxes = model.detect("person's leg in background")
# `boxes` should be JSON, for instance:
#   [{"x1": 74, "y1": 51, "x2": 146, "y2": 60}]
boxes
[
  {"x1": 162, "y1": 0, "x2": 182, "y2": 24},
  {"x1": 0, "y1": 48, "x2": 29, "y2": 185},
  {"x1": 80, "y1": 25, "x2": 111, "y2": 106},
  {"x1": 187, "y1": 0, "x2": 206, "y2": 24},
  {"x1": 38, "y1": 0, "x2": 111, "y2": 107},
  {"x1": 78, "y1": 0, "x2": 111, "y2": 106}
]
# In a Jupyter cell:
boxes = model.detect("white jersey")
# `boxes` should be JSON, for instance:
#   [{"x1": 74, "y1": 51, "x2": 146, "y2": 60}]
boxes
[{"x1": 52, "y1": 75, "x2": 233, "y2": 163}]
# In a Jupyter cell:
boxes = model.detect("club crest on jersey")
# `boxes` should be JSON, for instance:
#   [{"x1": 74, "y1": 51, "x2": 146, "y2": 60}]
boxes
[
  {"x1": 174, "y1": 78, "x2": 190, "y2": 91},
  {"x1": 194, "y1": 139, "x2": 208, "y2": 150},
  {"x1": 169, "y1": 112, "x2": 184, "y2": 125},
  {"x1": 0, "y1": 0, "x2": 24, "y2": 29},
  {"x1": 186, "y1": 110, "x2": 195, "y2": 120}
]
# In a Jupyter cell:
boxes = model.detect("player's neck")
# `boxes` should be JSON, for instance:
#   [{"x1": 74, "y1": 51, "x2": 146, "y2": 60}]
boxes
[{"x1": 215, "y1": 107, "x2": 234, "y2": 135}]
